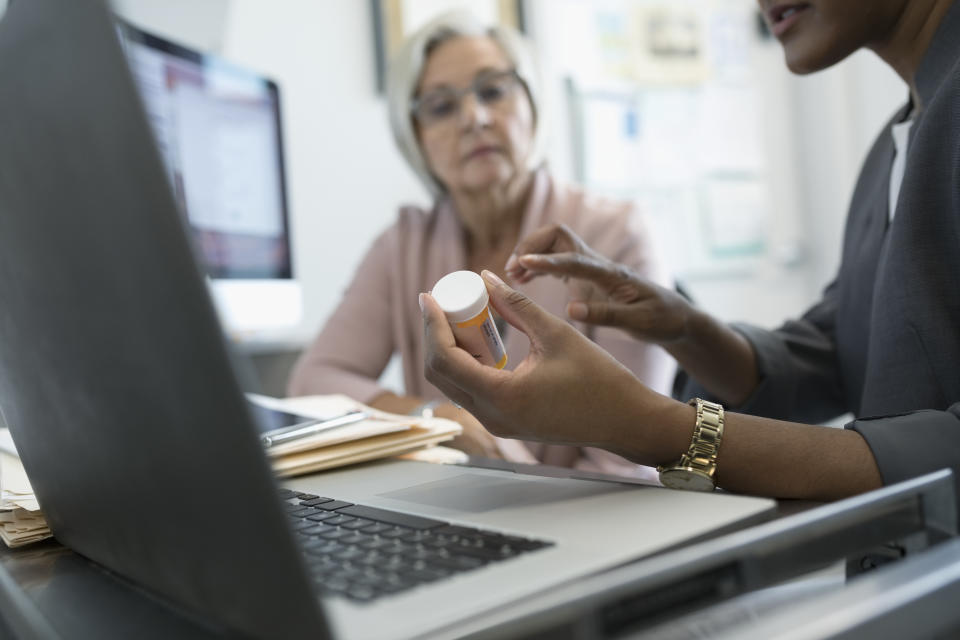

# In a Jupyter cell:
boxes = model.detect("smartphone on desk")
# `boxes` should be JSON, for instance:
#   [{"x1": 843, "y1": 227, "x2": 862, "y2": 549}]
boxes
[{"x1": 247, "y1": 401, "x2": 320, "y2": 435}]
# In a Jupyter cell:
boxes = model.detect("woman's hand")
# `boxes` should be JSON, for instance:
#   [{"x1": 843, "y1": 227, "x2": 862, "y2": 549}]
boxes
[
  {"x1": 421, "y1": 270, "x2": 690, "y2": 466},
  {"x1": 366, "y1": 392, "x2": 502, "y2": 459},
  {"x1": 431, "y1": 403, "x2": 503, "y2": 459},
  {"x1": 505, "y1": 224, "x2": 761, "y2": 406},
  {"x1": 504, "y1": 224, "x2": 694, "y2": 345}
]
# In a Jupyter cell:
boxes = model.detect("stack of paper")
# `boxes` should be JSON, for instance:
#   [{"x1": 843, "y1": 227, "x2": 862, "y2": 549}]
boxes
[
  {"x1": 248, "y1": 394, "x2": 462, "y2": 478},
  {"x1": 0, "y1": 394, "x2": 461, "y2": 548},
  {"x1": 0, "y1": 449, "x2": 52, "y2": 548}
]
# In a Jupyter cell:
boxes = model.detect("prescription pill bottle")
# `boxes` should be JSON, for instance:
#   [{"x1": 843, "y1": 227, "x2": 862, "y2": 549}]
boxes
[{"x1": 431, "y1": 270, "x2": 507, "y2": 369}]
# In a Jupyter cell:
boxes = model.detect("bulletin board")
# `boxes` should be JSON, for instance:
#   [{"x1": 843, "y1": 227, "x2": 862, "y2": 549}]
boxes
[{"x1": 563, "y1": 1, "x2": 771, "y2": 280}]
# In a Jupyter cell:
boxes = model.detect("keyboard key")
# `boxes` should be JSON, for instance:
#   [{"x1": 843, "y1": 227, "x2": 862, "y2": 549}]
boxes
[
  {"x1": 302, "y1": 522, "x2": 337, "y2": 535},
  {"x1": 358, "y1": 522, "x2": 394, "y2": 535},
  {"x1": 301, "y1": 524, "x2": 336, "y2": 536},
  {"x1": 521, "y1": 540, "x2": 552, "y2": 551},
  {"x1": 306, "y1": 541, "x2": 347, "y2": 557},
  {"x1": 318, "y1": 577, "x2": 351, "y2": 593},
  {"x1": 307, "y1": 512, "x2": 341, "y2": 522},
  {"x1": 291, "y1": 519, "x2": 321, "y2": 532},
  {"x1": 450, "y1": 545, "x2": 510, "y2": 562},
  {"x1": 296, "y1": 492, "x2": 318, "y2": 500},
  {"x1": 302, "y1": 536, "x2": 333, "y2": 550},
  {"x1": 377, "y1": 580, "x2": 412, "y2": 595},
  {"x1": 336, "y1": 505, "x2": 446, "y2": 530},
  {"x1": 355, "y1": 551, "x2": 386, "y2": 566},
  {"x1": 382, "y1": 541, "x2": 417, "y2": 556},
  {"x1": 319, "y1": 529, "x2": 353, "y2": 540},
  {"x1": 316, "y1": 500, "x2": 354, "y2": 511},
  {"x1": 434, "y1": 525, "x2": 477, "y2": 537},
  {"x1": 358, "y1": 537, "x2": 395, "y2": 551},
  {"x1": 351, "y1": 572, "x2": 384, "y2": 587},
  {"x1": 423, "y1": 535, "x2": 460, "y2": 549},
  {"x1": 338, "y1": 532, "x2": 367, "y2": 545},
  {"x1": 304, "y1": 554, "x2": 337, "y2": 569},
  {"x1": 428, "y1": 555, "x2": 486, "y2": 572},
  {"x1": 346, "y1": 585, "x2": 378, "y2": 602},
  {"x1": 398, "y1": 530, "x2": 434, "y2": 543},
  {"x1": 332, "y1": 547, "x2": 366, "y2": 562},
  {"x1": 291, "y1": 496, "x2": 554, "y2": 604},
  {"x1": 406, "y1": 560, "x2": 452, "y2": 583},
  {"x1": 380, "y1": 556, "x2": 415, "y2": 573},
  {"x1": 300, "y1": 497, "x2": 335, "y2": 507}
]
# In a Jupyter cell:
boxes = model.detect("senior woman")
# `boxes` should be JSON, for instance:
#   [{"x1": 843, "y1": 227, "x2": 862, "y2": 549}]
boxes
[{"x1": 288, "y1": 12, "x2": 675, "y2": 477}]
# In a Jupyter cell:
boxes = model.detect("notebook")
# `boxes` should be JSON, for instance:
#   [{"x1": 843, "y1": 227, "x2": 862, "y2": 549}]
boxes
[{"x1": 0, "y1": 1, "x2": 776, "y2": 638}]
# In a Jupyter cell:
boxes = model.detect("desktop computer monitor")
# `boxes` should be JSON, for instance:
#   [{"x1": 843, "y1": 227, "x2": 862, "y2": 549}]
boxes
[{"x1": 116, "y1": 21, "x2": 302, "y2": 338}]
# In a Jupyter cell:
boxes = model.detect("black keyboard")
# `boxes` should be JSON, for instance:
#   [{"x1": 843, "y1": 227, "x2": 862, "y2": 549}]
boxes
[{"x1": 278, "y1": 488, "x2": 553, "y2": 603}]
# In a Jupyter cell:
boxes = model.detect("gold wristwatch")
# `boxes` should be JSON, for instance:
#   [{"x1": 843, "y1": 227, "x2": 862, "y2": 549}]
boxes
[{"x1": 658, "y1": 398, "x2": 724, "y2": 492}]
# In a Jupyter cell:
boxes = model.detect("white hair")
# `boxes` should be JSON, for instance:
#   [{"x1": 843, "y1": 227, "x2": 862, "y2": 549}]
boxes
[{"x1": 386, "y1": 11, "x2": 549, "y2": 198}]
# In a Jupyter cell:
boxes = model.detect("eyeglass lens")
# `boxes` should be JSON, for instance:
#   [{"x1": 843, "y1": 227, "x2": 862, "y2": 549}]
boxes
[{"x1": 414, "y1": 70, "x2": 519, "y2": 125}]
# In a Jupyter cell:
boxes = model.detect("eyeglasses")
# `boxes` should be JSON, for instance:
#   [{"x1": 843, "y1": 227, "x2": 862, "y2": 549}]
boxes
[{"x1": 411, "y1": 69, "x2": 524, "y2": 127}]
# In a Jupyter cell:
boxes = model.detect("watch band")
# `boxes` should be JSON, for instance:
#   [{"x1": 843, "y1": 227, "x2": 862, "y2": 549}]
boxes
[
  {"x1": 658, "y1": 398, "x2": 725, "y2": 487},
  {"x1": 682, "y1": 397, "x2": 724, "y2": 478}
]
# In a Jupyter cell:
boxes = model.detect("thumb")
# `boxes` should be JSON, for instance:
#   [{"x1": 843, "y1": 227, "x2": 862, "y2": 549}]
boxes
[{"x1": 481, "y1": 270, "x2": 561, "y2": 340}]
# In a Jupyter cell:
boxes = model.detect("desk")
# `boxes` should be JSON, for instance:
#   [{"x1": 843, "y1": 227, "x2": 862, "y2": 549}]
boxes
[
  {"x1": 0, "y1": 466, "x2": 953, "y2": 640},
  {"x1": 0, "y1": 457, "x2": 785, "y2": 639}
]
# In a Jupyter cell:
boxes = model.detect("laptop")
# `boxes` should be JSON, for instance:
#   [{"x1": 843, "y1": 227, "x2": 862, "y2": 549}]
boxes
[{"x1": 0, "y1": 1, "x2": 775, "y2": 638}]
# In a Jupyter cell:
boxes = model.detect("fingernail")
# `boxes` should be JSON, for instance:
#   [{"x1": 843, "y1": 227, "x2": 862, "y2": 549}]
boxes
[
  {"x1": 482, "y1": 270, "x2": 505, "y2": 286},
  {"x1": 418, "y1": 293, "x2": 425, "y2": 311},
  {"x1": 568, "y1": 302, "x2": 588, "y2": 320}
]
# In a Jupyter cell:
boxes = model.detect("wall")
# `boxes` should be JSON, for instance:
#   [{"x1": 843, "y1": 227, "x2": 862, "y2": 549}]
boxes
[
  {"x1": 525, "y1": 1, "x2": 906, "y2": 330},
  {"x1": 788, "y1": 50, "x2": 905, "y2": 295},
  {"x1": 113, "y1": 0, "x2": 231, "y2": 52},
  {"x1": 110, "y1": 0, "x2": 908, "y2": 394},
  {"x1": 691, "y1": 41, "x2": 904, "y2": 326},
  {"x1": 221, "y1": 1, "x2": 429, "y2": 353}
]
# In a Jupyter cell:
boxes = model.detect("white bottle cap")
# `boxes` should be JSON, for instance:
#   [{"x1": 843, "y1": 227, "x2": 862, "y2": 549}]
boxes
[{"x1": 431, "y1": 271, "x2": 489, "y2": 323}]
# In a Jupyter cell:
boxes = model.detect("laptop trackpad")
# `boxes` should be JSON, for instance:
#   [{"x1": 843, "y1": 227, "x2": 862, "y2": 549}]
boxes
[{"x1": 379, "y1": 473, "x2": 630, "y2": 514}]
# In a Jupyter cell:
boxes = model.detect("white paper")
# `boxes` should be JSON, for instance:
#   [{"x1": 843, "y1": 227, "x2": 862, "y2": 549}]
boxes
[{"x1": 0, "y1": 428, "x2": 17, "y2": 456}]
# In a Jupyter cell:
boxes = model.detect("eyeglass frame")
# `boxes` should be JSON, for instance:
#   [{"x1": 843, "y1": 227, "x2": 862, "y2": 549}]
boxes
[{"x1": 409, "y1": 68, "x2": 527, "y2": 128}]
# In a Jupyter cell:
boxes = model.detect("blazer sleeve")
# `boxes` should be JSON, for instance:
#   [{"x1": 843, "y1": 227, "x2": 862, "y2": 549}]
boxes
[
  {"x1": 682, "y1": 280, "x2": 847, "y2": 424},
  {"x1": 286, "y1": 228, "x2": 397, "y2": 402},
  {"x1": 849, "y1": 405, "x2": 960, "y2": 498}
]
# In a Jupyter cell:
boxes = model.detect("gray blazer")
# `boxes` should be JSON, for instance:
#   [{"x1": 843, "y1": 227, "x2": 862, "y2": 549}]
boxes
[{"x1": 687, "y1": 0, "x2": 960, "y2": 498}]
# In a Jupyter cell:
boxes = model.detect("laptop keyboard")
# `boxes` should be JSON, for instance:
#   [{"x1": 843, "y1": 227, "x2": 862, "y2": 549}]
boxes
[{"x1": 279, "y1": 489, "x2": 553, "y2": 604}]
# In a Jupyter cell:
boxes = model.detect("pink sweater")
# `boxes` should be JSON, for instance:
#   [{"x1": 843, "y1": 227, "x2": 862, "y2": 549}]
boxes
[{"x1": 288, "y1": 170, "x2": 676, "y2": 478}]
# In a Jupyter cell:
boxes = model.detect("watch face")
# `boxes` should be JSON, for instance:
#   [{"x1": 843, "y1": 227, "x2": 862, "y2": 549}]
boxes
[{"x1": 659, "y1": 467, "x2": 715, "y2": 492}]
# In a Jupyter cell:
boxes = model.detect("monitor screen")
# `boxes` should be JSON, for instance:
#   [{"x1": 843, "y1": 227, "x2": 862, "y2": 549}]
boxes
[{"x1": 117, "y1": 22, "x2": 292, "y2": 281}]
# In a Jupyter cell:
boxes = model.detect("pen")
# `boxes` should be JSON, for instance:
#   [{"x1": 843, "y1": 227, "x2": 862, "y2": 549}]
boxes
[{"x1": 261, "y1": 410, "x2": 368, "y2": 448}]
